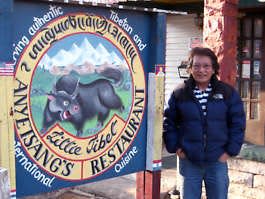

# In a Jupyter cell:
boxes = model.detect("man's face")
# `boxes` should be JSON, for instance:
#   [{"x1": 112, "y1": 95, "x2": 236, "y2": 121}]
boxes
[{"x1": 190, "y1": 55, "x2": 214, "y2": 88}]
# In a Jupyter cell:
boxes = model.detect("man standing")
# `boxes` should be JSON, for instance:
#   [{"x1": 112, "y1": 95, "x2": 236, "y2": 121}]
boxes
[{"x1": 163, "y1": 47, "x2": 246, "y2": 199}]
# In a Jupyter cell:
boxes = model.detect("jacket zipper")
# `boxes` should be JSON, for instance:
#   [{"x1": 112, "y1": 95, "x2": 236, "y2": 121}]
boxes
[
  {"x1": 192, "y1": 94, "x2": 207, "y2": 151},
  {"x1": 204, "y1": 92, "x2": 215, "y2": 151}
]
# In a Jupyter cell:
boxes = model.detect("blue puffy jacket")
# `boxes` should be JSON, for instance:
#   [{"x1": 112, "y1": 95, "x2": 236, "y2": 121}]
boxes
[{"x1": 163, "y1": 76, "x2": 246, "y2": 165}]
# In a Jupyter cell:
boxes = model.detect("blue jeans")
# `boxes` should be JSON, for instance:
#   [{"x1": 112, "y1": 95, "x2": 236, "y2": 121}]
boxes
[{"x1": 179, "y1": 158, "x2": 229, "y2": 199}]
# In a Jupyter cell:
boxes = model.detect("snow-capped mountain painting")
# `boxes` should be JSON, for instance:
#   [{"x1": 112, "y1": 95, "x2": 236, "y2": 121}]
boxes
[
  {"x1": 38, "y1": 37, "x2": 127, "y2": 72},
  {"x1": 38, "y1": 54, "x2": 52, "y2": 70}
]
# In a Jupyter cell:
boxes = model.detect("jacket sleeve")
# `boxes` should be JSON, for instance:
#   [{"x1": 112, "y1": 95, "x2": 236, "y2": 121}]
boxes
[
  {"x1": 163, "y1": 92, "x2": 180, "y2": 153},
  {"x1": 225, "y1": 89, "x2": 246, "y2": 156}
]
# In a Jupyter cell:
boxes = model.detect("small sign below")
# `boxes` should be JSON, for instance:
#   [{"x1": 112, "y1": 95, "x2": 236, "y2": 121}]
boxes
[{"x1": 189, "y1": 37, "x2": 203, "y2": 49}]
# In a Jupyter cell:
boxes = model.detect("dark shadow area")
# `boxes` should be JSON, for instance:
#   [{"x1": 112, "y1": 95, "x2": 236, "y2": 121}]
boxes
[{"x1": 162, "y1": 155, "x2": 177, "y2": 169}]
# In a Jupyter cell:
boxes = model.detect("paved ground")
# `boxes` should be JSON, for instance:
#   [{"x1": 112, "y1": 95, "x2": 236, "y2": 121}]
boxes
[{"x1": 20, "y1": 151, "x2": 177, "y2": 199}]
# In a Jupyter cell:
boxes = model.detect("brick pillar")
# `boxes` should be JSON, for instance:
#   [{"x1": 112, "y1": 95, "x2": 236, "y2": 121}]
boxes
[{"x1": 203, "y1": 0, "x2": 239, "y2": 86}]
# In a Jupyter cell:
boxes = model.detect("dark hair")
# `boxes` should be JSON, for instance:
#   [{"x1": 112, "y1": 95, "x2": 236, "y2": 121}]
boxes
[{"x1": 187, "y1": 47, "x2": 219, "y2": 75}]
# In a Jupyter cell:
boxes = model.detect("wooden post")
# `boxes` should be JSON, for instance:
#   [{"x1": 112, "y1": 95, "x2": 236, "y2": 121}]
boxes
[
  {"x1": 0, "y1": 63, "x2": 16, "y2": 198},
  {"x1": 136, "y1": 172, "x2": 145, "y2": 199},
  {"x1": 137, "y1": 72, "x2": 164, "y2": 199},
  {"x1": 145, "y1": 171, "x2": 161, "y2": 199},
  {"x1": 136, "y1": 171, "x2": 161, "y2": 199}
]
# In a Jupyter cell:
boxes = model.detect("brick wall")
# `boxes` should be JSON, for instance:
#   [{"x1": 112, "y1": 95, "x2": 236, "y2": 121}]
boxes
[{"x1": 203, "y1": 0, "x2": 238, "y2": 86}]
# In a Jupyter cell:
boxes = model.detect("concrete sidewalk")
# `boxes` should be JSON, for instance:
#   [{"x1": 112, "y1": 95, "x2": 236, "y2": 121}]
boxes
[{"x1": 21, "y1": 151, "x2": 177, "y2": 199}]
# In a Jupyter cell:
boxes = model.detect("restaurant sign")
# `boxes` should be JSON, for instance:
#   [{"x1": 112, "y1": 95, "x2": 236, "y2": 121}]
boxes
[{"x1": 13, "y1": 5, "x2": 148, "y2": 197}]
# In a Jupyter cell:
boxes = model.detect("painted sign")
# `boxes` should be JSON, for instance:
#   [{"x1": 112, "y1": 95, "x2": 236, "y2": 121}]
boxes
[{"x1": 13, "y1": 3, "x2": 150, "y2": 197}]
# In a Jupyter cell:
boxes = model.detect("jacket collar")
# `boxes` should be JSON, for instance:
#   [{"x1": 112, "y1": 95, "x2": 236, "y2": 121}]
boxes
[{"x1": 184, "y1": 75, "x2": 219, "y2": 95}]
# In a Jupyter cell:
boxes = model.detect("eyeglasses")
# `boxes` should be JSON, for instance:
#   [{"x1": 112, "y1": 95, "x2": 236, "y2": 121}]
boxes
[{"x1": 192, "y1": 64, "x2": 212, "y2": 71}]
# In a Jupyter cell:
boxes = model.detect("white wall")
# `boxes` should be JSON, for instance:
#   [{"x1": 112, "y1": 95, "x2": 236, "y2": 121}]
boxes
[{"x1": 165, "y1": 14, "x2": 202, "y2": 102}]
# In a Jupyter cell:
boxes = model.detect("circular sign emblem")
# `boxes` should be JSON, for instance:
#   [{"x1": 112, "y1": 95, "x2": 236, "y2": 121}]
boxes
[{"x1": 14, "y1": 14, "x2": 146, "y2": 180}]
